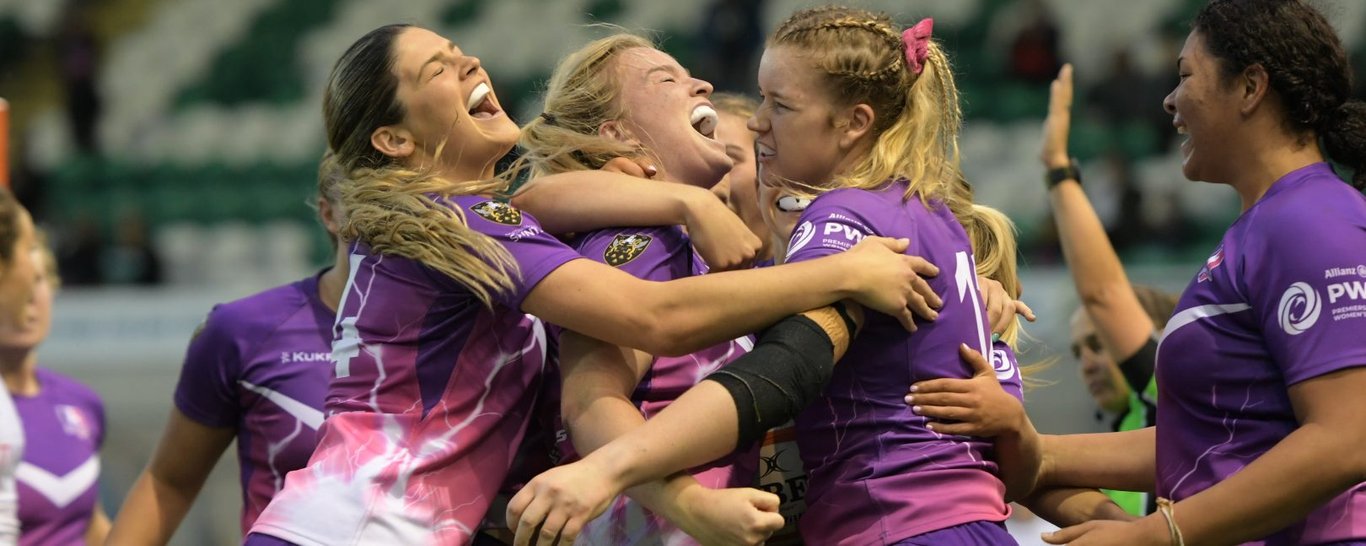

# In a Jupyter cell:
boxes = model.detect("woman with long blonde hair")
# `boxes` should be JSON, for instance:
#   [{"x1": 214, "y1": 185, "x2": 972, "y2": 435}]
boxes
[
  {"x1": 510, "y1": 7, "x2": 1041, "y2": 545},
  {"x1": 243, "y1": 23, "x2": 943, "y2": 546}
]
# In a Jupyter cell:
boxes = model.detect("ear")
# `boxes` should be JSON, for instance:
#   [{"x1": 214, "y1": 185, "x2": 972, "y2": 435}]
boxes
[
  {"x1": 836, "y1": 103, "x2": 876, "y2": 150},
  {"x1": 370, "y1": 125, "x2": 416, "y2": 159},
  {"x1": 1238, "y1": 63, "x2": 1271, "y2": 116},
  {"x1": 599, "y1": 120, "x2": 640, "y2": 145},
  {"x1": 318, "y1": 197, "x2": 342, "y2": 237}
]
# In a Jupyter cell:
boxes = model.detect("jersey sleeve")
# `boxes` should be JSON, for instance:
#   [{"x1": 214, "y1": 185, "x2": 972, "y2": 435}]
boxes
[
  {"x1": 784, "y1": 190, "x2": 898, "y2": 264},
  {"x1": 456, "y1": 198, "x2": 583, "y2": 310},
  {"x1": 172, "y1": 306, "x2": 245, "y2": 428},
  {"x1": 1246, "y1": 206, "x2": 1366, "y2": 385},
  {"x1": 990, "y1": 341, "x2": 1024, "y2": 401},
  {"x1": 571, "y1": 227, "x2": 682, "y2": 282}
]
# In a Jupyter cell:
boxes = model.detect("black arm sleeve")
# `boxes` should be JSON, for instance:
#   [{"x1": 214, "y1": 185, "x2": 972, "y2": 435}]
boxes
[
  {"x1": 705, "y1": 314, "x2": 837, "y2": 450},
  {"x1": 1117, "y1": 336, "x2": 1158, "y2": 398}
]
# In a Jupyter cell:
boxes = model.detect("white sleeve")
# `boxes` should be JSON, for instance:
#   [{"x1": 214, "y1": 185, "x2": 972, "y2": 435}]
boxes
[{"x1": 0, "y1": 387, "x2": 22, "y2": 545}]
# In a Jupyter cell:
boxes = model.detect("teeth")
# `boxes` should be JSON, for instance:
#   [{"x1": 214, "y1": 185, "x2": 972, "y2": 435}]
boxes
[
  {"x1": 1176, "y1": 125, "x2": 1188, "y2": 135},
  {"x1": 691, "y1": 105, "x2": 718, "y2": 137},
  {"x1": 468, "y1": 82, "x2": 491, "y2": 114}
]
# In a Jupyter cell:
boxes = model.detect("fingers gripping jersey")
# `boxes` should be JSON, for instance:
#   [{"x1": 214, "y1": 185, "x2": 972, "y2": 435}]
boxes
[
  {"x1": 784, "y1": 181, "x2": 1015, "y2": 546},
  {"x1": 250, "y1": 197, "x2": 580, "y2": 546},
  {"x1": 1156, "y1": 164, "x2": 1366, "y2": 545}
]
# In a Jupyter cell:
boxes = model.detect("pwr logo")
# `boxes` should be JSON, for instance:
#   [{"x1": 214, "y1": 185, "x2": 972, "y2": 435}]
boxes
[{"x1": 1327, "y1": 280, "x2": 1366, "y2": 304}]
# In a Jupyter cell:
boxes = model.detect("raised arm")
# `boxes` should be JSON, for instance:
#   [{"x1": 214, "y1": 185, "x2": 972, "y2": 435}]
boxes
[{"x1": 1042, "y1": 64, "x2": 1155, "y2": 363}]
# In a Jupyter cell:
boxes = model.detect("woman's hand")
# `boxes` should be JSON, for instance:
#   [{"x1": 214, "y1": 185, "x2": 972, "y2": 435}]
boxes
[
  {"x1": 979, "y1": 276, "x2": 1036, "y2": 335},
  {"x1": 908, "y1": 344, "x2": 1024, "y2": 437},
  {"x1": 1041, "y1": 64, "x2": 1075, "y2": 170},
  {"x1": 840, "y1": 236, "x2": 942, "y2": 331},
  {"x1": 507, "y1": 457, "x2": 621, "y2": 546},
  {"x1": 673, "y1": 485, "x2": 785, "y2": 546}
]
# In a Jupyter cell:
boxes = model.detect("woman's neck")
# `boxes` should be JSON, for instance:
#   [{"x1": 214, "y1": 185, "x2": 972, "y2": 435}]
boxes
[
  {"x1": 0, "y1": 349, "x2": 39, "y2": 396},
  {"x1": 1226, "y1": 131, "x2": 1325, "y2": 211},
  {"x1": 318, "y1": 242, "x2": 350, "y2": 312}
]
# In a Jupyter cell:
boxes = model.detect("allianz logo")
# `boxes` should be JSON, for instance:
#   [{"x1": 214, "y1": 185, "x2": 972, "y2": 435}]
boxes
[
  {"x1": 1324, "y1": 265, "x2": 1366, "y2": 279},
  {"x1": 281, "y1": 351, "x2": 333, "y2": 364}
]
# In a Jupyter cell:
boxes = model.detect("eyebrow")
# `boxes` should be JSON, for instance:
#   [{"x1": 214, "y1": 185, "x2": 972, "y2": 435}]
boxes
[
  {"x1": 417, "y1": 41, "x2": 457, "y2": 83},
  {"x1": 646, "y1": 65, "x2": 684, "y2": 79}
]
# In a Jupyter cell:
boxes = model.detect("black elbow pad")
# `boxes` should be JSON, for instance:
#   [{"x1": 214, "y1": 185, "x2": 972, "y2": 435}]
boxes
[{"x1": 706, "y1": 314, "x2": 836, "y2": 450}]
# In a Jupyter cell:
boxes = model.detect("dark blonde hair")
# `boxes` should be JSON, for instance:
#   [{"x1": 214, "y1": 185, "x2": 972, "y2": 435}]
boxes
[
  {"x1": 516, "y1": 33, "x2": 656, "y2": 178},
  {"x1": 712, "y1": 92, "x2": 758, "y2": 119},
  {"x1": 967, "y1": 205, "x2": 1021, "y2": 346},
  {"x1": 768, "y1": 6, "x2": 972, "y2": 226},
  {"x1": 324, "y1": 25, "x2": 516, "y2": 307}
]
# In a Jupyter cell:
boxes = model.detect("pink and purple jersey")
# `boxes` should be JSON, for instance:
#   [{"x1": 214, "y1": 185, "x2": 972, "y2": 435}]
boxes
[
  {"x1": 561, "y1": 225, "x2": 757, "y2": 544},
  {"x1": 783, "y1": 180, "x2": 1017, "y2": 546},
  {"x1": 173, "y1": 272, "x2": 335, "y2": 533},
  {"x1": 14, "y1": 369, "x2": 104, "y2": 546},
  {"x1": 250, "y1": 196, "x2": 580, "y2": 546},
  {"x1": 1156, "y1": 163, "x2": 1366, "y2": 545}
]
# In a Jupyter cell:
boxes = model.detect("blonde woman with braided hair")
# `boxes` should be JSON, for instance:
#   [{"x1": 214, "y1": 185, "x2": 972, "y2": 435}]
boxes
[
  {"x1": 510, "y1": 7, "x2": 1040, "y2": 545},
  {"x1": 244, "y1": 23, "x2": 946, "y2": 546}
]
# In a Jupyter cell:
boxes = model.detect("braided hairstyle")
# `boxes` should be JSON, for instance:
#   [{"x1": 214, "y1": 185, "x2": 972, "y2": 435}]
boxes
[
  {"x1": 768, "y1": 6, "x2": 973, "y2": 226},
  {"x1": 1194, "y1": 0, "x2": 1365, "y2": 189}
]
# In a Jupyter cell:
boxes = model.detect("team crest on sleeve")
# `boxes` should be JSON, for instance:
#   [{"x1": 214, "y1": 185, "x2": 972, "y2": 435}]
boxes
[
  {"x1": 470, "y1": 201, "x2": 523, "y2": 225},
  {"x1": 1197, "y1": 244, "x2": 1225, "y2": 283},
  {"x1": 787, "y1": 221, "x2": 815, "y2": 255},
  {"x1": 604, "y1": 234, "x2": 652, "y2": 267},
  {"x1": 56, "y1": 405, "x2": 95, "y2": 441},
  {"x1": 1277, "y1": 281, "x2": 1322, "y2": 335}
]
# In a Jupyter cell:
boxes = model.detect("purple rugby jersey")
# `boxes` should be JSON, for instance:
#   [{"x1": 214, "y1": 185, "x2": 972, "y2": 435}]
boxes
[
  {"x1": 783, "y1": 180, "x2": 1017, "y2": 546},
  {"x1": 1156, "y1": 163, "x2": 1366, "y2": 545},
  {"x1": 14, "y1": 369, "x2": 104, "y2": 546},
  {"x1": 250, "y1": 196, "x2": 581, "y2": 546},
  {"x1": 561, "y1": 225, "x2": 757, "y2": 545},
  {"x1": 173, "y1": 271, "x2": 335, "y2": 533}
]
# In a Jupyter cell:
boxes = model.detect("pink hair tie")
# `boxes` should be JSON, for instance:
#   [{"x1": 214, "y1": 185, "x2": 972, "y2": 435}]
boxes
[{"x1": 902, "y1": 18, "x2": 934, "y2": 75}]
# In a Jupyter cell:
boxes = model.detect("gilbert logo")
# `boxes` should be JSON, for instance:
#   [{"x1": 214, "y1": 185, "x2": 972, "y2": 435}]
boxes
[{"x1": 1277, "y1": 282, "x2": 1321, "y2": 335}]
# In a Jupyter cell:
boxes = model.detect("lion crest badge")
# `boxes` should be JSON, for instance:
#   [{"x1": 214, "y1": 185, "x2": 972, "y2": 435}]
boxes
[
  {"x1": 471, "y1": 201, "x2": 523, "y2": 225},
  {"x1": 604, "y1": 234, "x2": 653, "y2": 267}
]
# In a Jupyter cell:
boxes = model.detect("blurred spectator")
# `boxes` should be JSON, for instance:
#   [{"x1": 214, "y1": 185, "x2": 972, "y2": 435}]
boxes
[
  {"x1": 1098, "y1": 152, "x2": 1147, "y2": 252},
  {"x1": 1087, "y1": 49, "x2": 1168, "y2": 132},
  {"x1": 57, "y1": 216, "x2": 104, "y2": 286},
  {"x1": 695, "y1": 0, "x2": 764, "y2": 94},
  {"x1": 102, "y1": 211, "x2": 162, "y2": 285},
  {"x1": 57, "y1": 5, "x2": 103, "y2": 155},
  {"x1": 1006, "y1": 0, "x2": 1062, "y2": 84}
]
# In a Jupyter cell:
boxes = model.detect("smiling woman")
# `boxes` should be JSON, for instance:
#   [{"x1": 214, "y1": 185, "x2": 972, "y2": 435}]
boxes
[{"x1": 239, "y1": 23, "x2": 943, "y2": 546}]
